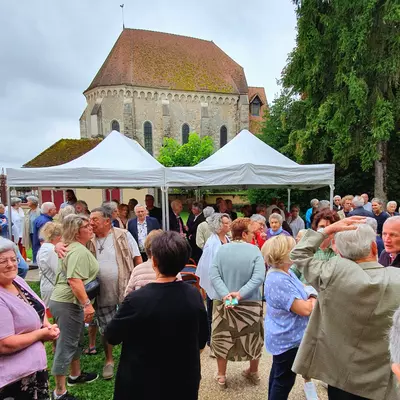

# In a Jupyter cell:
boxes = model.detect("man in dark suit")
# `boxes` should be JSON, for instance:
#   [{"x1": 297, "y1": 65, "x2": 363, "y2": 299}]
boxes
[
  {"x1": 145, "y1": 194, "x2": 162, "y2": 225},
  {"x1": 186, "y1": 202, "x2": 206, "y2": 263},
  {"x1": 169, "y1": 200, "x2": 187, "y2": 236},
  {"x1": 225, "y1": 199, "x2": 237, "y2": 221},
  {"x1": 348, "y1": 195, "x2": 374, "y2": 217},
  {"x1": 127, "y1": 204, "x2": 160, "y2": 261}
]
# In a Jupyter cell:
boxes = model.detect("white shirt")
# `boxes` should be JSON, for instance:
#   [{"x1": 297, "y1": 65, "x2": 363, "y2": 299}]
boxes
[
  {"x1": 137, "y1": 219, "x2": 147, "y2": 252},
  {"x1": 37, "y1": 242, "x2": 58, "y2": 307},
  {"x1": 95, "y1": 231, "x2": 140, "y2": 307},
  {"x1": 287, "y1": 216, "x2": 305, "y2": 238},
  {"x1": 5, "y1": 206, "x2": 24, "y2": 242}
]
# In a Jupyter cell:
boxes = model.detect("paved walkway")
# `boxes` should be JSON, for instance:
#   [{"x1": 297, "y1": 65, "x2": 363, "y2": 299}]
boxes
[{"x1": 199, "y1": 346, "x2": 328, "y2": 399}]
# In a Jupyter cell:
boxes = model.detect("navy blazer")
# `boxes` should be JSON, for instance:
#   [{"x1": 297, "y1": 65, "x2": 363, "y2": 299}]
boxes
[{"x1": 127, "y1": 216, "x2": 160, "y2": 246}]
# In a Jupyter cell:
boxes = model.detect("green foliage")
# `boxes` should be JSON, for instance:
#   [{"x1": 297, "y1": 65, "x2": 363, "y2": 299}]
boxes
[{"x1": 157, "y1": 133, "x2": 214, "y2": 167}]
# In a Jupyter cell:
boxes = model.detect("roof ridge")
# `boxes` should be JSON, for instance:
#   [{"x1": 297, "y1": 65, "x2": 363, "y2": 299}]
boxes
[{"x1": 123, "y1": 28, "x2": 213, "y2": 43}]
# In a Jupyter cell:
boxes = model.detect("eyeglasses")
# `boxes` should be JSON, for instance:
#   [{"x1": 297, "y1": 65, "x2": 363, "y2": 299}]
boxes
[{"x1": 80, "y1": 224, "x2": 92, "y2": 230}]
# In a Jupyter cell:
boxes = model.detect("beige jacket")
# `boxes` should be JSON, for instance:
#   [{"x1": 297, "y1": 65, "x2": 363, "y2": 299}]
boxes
[
  {"x1": 87, "y1": 227, "x2": 135, "y2": 304},
  {"x1": 22, "y1": 207, "x2": 41, "y2": 249},
  {"x1": 290, "y1": 229, "x2": 400, "y2": 400}
]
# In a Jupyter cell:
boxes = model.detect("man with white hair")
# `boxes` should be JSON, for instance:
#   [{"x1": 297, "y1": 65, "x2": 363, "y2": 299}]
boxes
[
  {"x1": 127, "y1": 204, "x2": 160, "y2": 261},
  {"x1": 23, "y1": 195, "x2": 41, "y2": 263},
  {"x1": 291, "y1": 217, "x2": 400, "y2": 399},
  {"x1": 361, "y1": 193, "x2": 372, "y2": 212},
  {"x1": 196, "y1": 206, "x2": 215, "y2": 250},
  {"x1": 387, "y1": 201, "x2": 399, "y2": 217},
  {"x1": 379, "y1": 216, "x2": 400, "y2": 268},
  {"x1": 389, "y1": 306, "x2": 400, "y2": 383},
  {"x1": 348, "y1": 195, "x2": 374, "y2": 217},
  {"x1": 333, "y1": 195, "x2": 342, "y2": 211},
  {"x1": 169, "y1": 200, "x2": 187, "y2": 236},
  {"x1": 305, "y1": 199, "x2": 319, "y2": 229},
  {"x1": 287, "y1": 205, "x2": 305, "y2": 238},
  {"x1": 32, "y1": 202, "x2": 57, "y2": 262}
]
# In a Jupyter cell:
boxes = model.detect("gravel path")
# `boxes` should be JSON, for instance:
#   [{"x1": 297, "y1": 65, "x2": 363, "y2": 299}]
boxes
[{"x1": 199, "y1": 346, "x2": 328, "y2": 400}]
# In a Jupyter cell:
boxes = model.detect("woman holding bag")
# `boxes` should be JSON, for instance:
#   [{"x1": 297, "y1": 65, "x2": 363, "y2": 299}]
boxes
[{"x1": 49, "y1": 214, "x2": 99, "y2": 400}]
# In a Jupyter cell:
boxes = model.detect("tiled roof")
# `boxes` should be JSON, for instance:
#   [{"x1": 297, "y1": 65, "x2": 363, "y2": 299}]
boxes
[
  {"x1": 85, "y1": 29, "x2": 248, "y2": 95},
  {"x1": 248, "y1": 86, "x2": 268, "y2": 134},
  {"x1": 248, "y1": 86, "x2": 267, "y2": 105},
  {"x1": 24, "y1": 139, "x2": 102, "y2": 168}
]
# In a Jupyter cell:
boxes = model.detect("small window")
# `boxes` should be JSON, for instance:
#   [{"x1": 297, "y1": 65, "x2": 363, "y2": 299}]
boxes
[
  {"x1": 220, "y1": 125, "x2": 227, "y2": 148},
  {"x1": 111, "y1": 120, "x2": 120, "y2": 132},
  {"x1": 182, "y1": 123, "x2": 190, "y2": 144},
  {"x1": 144, "y1": 121, "x2": 153, "y2": 155},
  {"x1": 251, "y1": 98, "x2": 261, "y2": 116}
]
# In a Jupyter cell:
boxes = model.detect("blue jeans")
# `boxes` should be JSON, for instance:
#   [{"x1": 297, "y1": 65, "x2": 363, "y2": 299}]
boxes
[{"x1": 268, "y1": 347, "x2": 298, "y2": 400}]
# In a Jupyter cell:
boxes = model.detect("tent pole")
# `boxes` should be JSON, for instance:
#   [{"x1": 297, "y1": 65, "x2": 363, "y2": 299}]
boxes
[
  {"x1": 7, "y1": 186, "x2": 12, "y2": 240},
  {"x1": 166, "y1": 188, "x2": 170, "y2": 231},
  {"x1": 161, "y1": 187, "x2": 166, "y2": 231},
  {"x1": 329, "y1": 184, "x2": 335, "y2": 210},
  {"x1": 287, "y1": 188, "x2": 291, "y2": 211}
]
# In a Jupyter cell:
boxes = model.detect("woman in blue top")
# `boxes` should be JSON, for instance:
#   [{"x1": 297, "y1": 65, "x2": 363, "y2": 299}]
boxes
[{"x1": 262, "y1": 235, "x2": 316, "y2": 400}]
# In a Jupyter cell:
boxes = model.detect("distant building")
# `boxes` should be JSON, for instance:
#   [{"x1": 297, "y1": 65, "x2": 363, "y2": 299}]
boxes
[{"x1": 79, "y1": 28, "x2": 267, "y2": 155}]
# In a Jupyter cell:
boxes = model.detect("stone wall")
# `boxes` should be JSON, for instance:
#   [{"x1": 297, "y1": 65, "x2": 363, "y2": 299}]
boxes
[{"x1": 80, "y1": 85, "x2": 250, "y2": 155}]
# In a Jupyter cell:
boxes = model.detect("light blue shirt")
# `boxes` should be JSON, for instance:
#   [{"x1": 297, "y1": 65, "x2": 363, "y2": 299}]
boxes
[{"x1": 264, "y1": 269, "x2": 309, "y2": 355}]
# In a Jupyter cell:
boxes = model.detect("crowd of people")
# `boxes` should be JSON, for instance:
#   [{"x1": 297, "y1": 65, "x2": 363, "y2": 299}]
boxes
[{"x1": 1, "y1": 190, "x2": 400, "y2": 400}]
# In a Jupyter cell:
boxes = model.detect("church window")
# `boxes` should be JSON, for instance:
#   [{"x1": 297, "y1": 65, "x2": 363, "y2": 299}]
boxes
[
  {"x1": 111, "y1": 120, "x2": 120, "y2": 132},
  {"x1": 144, "y1": 121, "x2": 153, "y2": 155},
  {"x1": 220, "y1": 125, "x2": 228, "y2": 148},
  {"x1": 182, "y1": 123, "x2": 190, "y2": 144},
  {"x1": 251, "y1": 97, "x2": 261, "y2": 116}
]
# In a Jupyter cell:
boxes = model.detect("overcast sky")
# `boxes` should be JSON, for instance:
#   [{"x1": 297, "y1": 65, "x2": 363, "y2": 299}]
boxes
[{"x1": 1, "y1": 0, "x2": 297, "y2": 168}]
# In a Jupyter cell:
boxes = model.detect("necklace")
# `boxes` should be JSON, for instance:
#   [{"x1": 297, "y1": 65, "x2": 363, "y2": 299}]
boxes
[{"x1": 97, "y1": 235, "x2": 109, "y2": 254}]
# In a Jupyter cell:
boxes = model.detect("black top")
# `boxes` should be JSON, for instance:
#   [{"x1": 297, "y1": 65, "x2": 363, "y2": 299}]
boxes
[
  {"x1": 14, "y1": 282, "x2": 45, "y2": 323},
  {"x1": 374, "y1": 211, "x2": 390, "y2": 236},
  {"x1": 148, "y1": 206, "x2": 162, "y2": 224},
  {"x1": 105, "y1": 281, "x2": 208, "y2": 400}
]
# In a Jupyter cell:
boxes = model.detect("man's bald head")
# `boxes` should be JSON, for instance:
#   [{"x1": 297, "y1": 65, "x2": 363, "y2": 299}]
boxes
[{"x1": 382, "y1": 216, "x2": 400, "y2": 255}]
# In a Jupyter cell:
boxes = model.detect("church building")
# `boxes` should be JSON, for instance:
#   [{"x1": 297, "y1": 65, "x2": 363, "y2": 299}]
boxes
[{"x1": 79, "y1": 28, "x2": 267, "y2": 156}]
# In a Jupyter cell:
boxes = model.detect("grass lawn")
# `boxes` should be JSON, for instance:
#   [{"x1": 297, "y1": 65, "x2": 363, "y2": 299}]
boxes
[{"x1": 28, "y1": 282, "x2": 120, "y2": 400}]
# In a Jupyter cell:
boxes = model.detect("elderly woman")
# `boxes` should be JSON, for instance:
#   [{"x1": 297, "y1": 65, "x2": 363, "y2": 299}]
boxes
[
  {"x1": 387, "y1": 201, "x2": 399, "y2": 217},
  {"x1": 23, "y1": 195, "x2": 41, "y2": 262},
  {"x1": 5, "y1": 197, "x2": 25, "y2": 256},
  {"x1": 37, "y1": 222, "x2": 63, "y2": 307},
  {"x1": 371, "y1": 197, "x2": 390, "y2": 236},
  {"x1": 250, "y1": 214, "x2": 267, "y2": 248},
  {"x1": 0, "y1": 237, "x2": 60, "y2": 399},
  {"x1": 196, "y1": 213, "x2": 231, "y2": 347},
  {"x1": 49, "y1": 214, "x2": 99, "y2": 400},
  {"x1": 262, "y1": 235, "x2": 318, "y2": 399},
  {"x1": 103, "y1": 201, "x2": 120, "y2": 228},
  {"x1": 338, "y1": 195, "x2": 354, "y2": 219},
  {"x1": 195, "y1": 206, "x2": 215, "y2": 250},
  {"x1": 75, "y1": 200, "x2": 90, "y2": 216},
  {"x1": 105, "y1": 231, "x2": 208, "y2": 400},
  {"x1": 290, "y1": 217, "x2": 400, "y2": 399},
  {"x1": 267, "y1": 212, "x2": 291, "y2": 240},
  {"x1": 210, "y1": 218, "x2": 265, "y2": 388}
]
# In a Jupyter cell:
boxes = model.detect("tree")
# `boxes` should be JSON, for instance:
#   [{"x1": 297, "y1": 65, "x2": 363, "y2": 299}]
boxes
[
  {"x1": 157, "y1": 133, "x2": 214, "y2": 167},
  {"x1": 274, "y1": 0, "x2": 400, "y2": 200}
]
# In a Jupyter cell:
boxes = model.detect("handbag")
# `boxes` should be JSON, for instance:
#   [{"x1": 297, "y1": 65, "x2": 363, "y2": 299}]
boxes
[{"x1": 60, "y1": 260, "x2": 100, "y2": 301}]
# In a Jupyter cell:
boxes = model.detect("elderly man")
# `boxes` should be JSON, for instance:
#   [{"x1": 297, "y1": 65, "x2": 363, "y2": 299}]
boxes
[
  {"x1": 361, "y1": 193, "x2": 373, "y2": 212},
  {"x1": 387, "y1": 201, "x2": 399, "y2": 217},
  {"x1": 127, "y1": 204, "x2": 160, "y2": 261},
  {"x1": 291, "y1": 217, "x2": 400, "y2": 399},
  {"x1": 305, "y1": 199, "x2": 319, "y2": 228},
  {"x1": 22, "y1": 195, "x2": 41, "y2": 263},
  {"x1": 145, "y1": 194, "x2": 162, "y2": 224},
  {"x1": 390, "y1": 307, "x2": 400, "y2": 383},
  {"x1": 333, "y1": 195, "x2": 342, "y2": 211},
  {"x1": 196, "y1": 206, "x2": 215, "y2": 250},
  {"x1": 348, "y1": 195, "x2": 374, "y2": 217},
  {"x1": 287, "y1": 205, "x2": 305, "y2": 238},
  {"x1": 88, "y1": 207, "x2": 142, "y2": 380},
  {"x1": 169, "y1": 200, "x2": 187, "y2": 236},
  {"x1": 186, "y1": 202, "x2": 205, "y2": 263},
  {"x1": 372, "y1": 197, "x2": 390, "y2": 236},
  {"x1": 32, "y1": 202, "x2": 57, "y2": 261},
  {"x1": 379, "y1": 216, "x2": 400, "y2": 268}
]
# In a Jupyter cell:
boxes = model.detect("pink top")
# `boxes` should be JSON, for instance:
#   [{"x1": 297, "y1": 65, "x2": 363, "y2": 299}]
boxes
[{"x1": 0, "y1": 276, "x2": 47, "y2": 388}]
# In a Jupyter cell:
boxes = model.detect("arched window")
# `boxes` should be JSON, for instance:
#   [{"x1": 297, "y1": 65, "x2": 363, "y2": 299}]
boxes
[
  {"x1": 250, "y1": 97, "x2": 261, "y2": 116},
  {"x1": 144, "y1": 121, "x2": 153, "y2": 155},
  {"x1": 220, "y1": 125, "x2": 228, "y2": 148},
  {"x1": 111, "y1": 120, "x2": 120, "y2": 132},
  {"x1": 182, "y1": 123, "x2": 190, "y2": 144}
]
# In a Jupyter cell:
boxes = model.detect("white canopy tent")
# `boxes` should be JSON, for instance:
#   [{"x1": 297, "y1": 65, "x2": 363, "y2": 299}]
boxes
[
  {"x1": 165, "y1": 129, "x2": 335, "y2": 217},
  {"x1": 6, "y1": 131, "x2": 169, "y2": 229}
]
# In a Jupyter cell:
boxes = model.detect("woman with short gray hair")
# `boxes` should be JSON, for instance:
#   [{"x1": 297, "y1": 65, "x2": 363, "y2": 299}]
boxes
[
  {"x1": 387, "y1": 200, "x2": 399, "y2": 217},
  {"x1": 290, "y1": 216, "x2": 400, "y2": 399},
  {"x1": 196, "y1": 213, "x2": 231, "y2": 349},
  {"x1": 266, "y1": 213, "x2": 291, "y2": 240},
  {"x1": 23, "y1": 195, "x2": 41, "y2": 262}
]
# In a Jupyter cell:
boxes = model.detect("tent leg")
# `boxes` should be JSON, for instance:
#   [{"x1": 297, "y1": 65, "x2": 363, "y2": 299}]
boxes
[
  {"x1": 7, "y1": 186, "x2": 12, "y2": 240},
  {"x1": 329, "y1": 184, "x2": 335, "y2": 210},
  {"x1": 165, "y1": 188, "x2": 170, "y2": 231},
  {"x1": 161, "y1": 187, "x2": 166, "y2": 230},
  {"x1": 287, "y1": 188, "x2": 291, "y2": 211}
]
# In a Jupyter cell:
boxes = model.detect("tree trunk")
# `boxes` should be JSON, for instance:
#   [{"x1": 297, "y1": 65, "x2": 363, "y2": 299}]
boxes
[{"x1": 374, "y1": 141, "x2": 388, "y2": 201}]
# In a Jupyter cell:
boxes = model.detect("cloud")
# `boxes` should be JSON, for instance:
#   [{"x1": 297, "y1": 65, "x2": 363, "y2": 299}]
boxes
[{"x1": 1, "y1": 0, "x2": 296, "y2": 168}]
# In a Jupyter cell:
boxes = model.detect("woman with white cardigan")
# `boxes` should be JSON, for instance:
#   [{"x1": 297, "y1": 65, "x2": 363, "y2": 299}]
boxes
[{"x1": 196, "y1": 213, "x2": 231, "y2": 347}]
